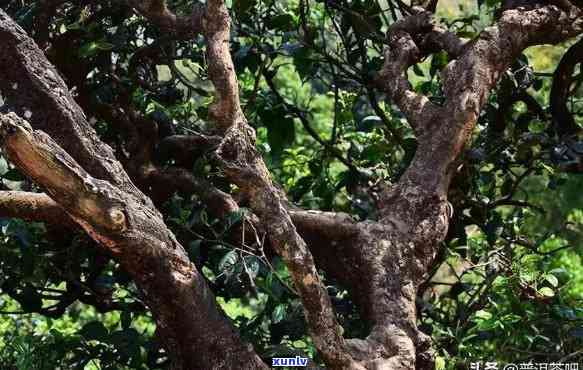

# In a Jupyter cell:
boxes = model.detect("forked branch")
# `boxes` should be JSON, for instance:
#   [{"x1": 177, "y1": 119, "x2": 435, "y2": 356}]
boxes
[
  {"x1": 376, "y1": 9, "x2": 444, "y2": 133},
  {"x1": 127, "y1": 0, "x2": 205, "y2": 38},
  {"x1": 202, "y1": 0, "x2": 356, "y2": 367},
  {"x1": 0, "y1": 113, "x2": 128, "y2": 234}
]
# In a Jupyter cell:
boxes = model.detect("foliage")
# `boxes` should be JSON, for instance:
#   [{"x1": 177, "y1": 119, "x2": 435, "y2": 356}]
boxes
[{"x1": 0, "y1": 0, "x2": 582, "y2": 369}]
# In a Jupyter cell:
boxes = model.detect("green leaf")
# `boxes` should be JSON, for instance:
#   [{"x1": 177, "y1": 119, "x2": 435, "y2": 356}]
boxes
[
  {"x1": 435, "y1": 356, "x2": 446, "y2": 370},
  {"x1": 121, "y1": 310, "x2": 132, "y2": 330},
  {"x1": 234, "y1": 0, "x2": 257, "y2": 15},
  {"x1": 545, "y1": 274, "x2": 559, "y2": 288},
  {"x1": 80, "y1": 321, "x2": 109, "y2": 341},
  {"x1": 3, "y1": 168, "x2": 24, "y2": 181},
  {"x1": 79, "y1": 40, "x2": 114, "y2": 58},
  {"x1": 474, "y1": 310, "x2": 493, "y2": 321},
  {"x1": 430, "y1": 51, "x2": 449, "y2": 77},
  {"x1": 292, "y1": 47, "x2": 316, "y2": 81},
  {"x1": 267, "y1": 14, "x2": 296, "y2": 31},
  {"x1": 261, "y1": 105, "x2": 296, "y2": 159},
  {"x1": 501, "y1": 314, "x2": 521, "y2": 324},
  {"x1": 271, "y1": 304, "x2": 287, "y2": 323},
  {"x1": 218, "y1": 250, "x2": 239, "y2": 273},
  {"x1": 538, "y1": 287, "x2": 555, "y2": 297}
]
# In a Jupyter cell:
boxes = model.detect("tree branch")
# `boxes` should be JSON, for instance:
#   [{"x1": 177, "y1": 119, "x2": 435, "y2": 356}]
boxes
[
  {"x1": 0, "y1": 11, "x2": 267, "y2": 369},
  {"x1": 0, "y1": 10, "x2": 140, "y2": 195},
  {"x1": 0, "y1": 113, "x2": 128, "y2": 234},
  {"x1": 156, "y1": 133, "x2": 222, "y2": 167},
  {"x1": 202, "y1": 1, "x2": 357, "y2": 367},
  {"x1": 0, "y1": 190, "x2": 73, "y2": 226},
  {"x1": 376, "y1": 4, "x2": 583, "y2": 204},
  {"x1": 376, "y1": 9, "x2": 444, "y2": 134},
  {"x1": 288, "y1": 209, "x2": 360, "y2": 240},
  {"x1": 147, "y1": 166, "x2": 239, "y2": 218},
  {"x1": 435, "y1": 4, "x2": 583, "y2": 185},
  {"x1": 550, "y1": 37, "x2": 583, "y2": 137},
  {"x1": 127, "y1": 0, "x2": 205, "y2": 39}
]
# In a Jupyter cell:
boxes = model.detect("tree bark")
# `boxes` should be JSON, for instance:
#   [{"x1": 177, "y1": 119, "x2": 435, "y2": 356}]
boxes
[
  {"x1": 1, "y1": 1, "x2": 583, "y2": 369},
  {"x1": 0, "y1": 11, "x2": 267, "y2": 370}
]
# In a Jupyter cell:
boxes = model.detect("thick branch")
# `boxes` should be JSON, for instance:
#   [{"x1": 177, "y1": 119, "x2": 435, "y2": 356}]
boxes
[
  {"x1": 550, "y1": 37, "x2": 583, "y2": 137},
  {"x1": 203, "y1": 1, "x2": 356, "y2": 367},
  {"x1": 0, "y1": 112, "x2": 266, "y2": 370},
  {"x1": 288, "y1": 210, "x2": 360, "y2": 240},
  {"x1": 434, "y1": 5, "x2": 583, "y2": 185},
  {"x1": 204, "y1": 0, "x2": 244, "y2": 131},
  {"x1": 376, "y1": 10, "x2": 443, "y2": 133},
  {"x1": 128, "y1": 0, "x2": 205, "y2": 39},
  {"x1": 420, "y1": 27, "x2": 467, "y2": 58},
  {"x1": 0, "y1": 190, "x2": 72, "y2": 226},
  {"x1": 156, "y1": 133, "x2": 221, "y2": 167},
  {"x1": 368, "y1": 5, "x2": 583, "y2": 369},
  {"x1": 147, "y1": 166, "x2": 239, "y2": 218},
  {"x1": 376, "y1": 4, "x2": 583, "y2": 205},
  {"x1": 0, "y1": 113, "x2": 128, "y2": 234},
  {"x1": 0, "y1": 10, "x2": 140, "y2": 195},
  {"x1": 0, "y1": 11, "x2": 266, "y2": 369}
]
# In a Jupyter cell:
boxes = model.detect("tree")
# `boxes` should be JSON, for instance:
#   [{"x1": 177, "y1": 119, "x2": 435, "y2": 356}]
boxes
[{"x1": 0, "y1": 0, "x2": 582, "y2": 369}]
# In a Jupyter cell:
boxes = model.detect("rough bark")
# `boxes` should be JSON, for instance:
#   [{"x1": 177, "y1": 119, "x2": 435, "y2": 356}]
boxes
[
  {"x1": 0, "y1": 11, "x2": 266, "y2": 370},
  {"x1": 127, "y1": 0, "x2": 205, "y2": 39},
  {"x1": 201, "y1": 1, "x2": 356, "y2": 367},
  {"x1": 1, "y1": 1, "x2": 583, "y2": 370},
  {"x1": 363, "y1": 3, "x2": 583, "y2": 369},
  {"x1": 0, "y1": 191, "x2": 72, "y2": 226}
]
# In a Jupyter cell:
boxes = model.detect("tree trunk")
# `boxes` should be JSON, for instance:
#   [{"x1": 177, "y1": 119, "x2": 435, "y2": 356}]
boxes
[{"x1": 0, "y1": 11, "x2": 267, "y2": 370}]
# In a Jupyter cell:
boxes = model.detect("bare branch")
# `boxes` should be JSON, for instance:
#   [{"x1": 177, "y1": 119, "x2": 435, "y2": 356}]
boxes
[
  {"x1": 0, "y1": 191, "x2": 73, "y2": 226},
  {"x1": 376, "y1": 10, "x2": 443, "y2": 133},
  {"x1": 156, "y1": 133, "x2": 222, "y2": 167},
  {"x1": 0, "y1": 113, "x2": 128, "y2": 233},
  {"x1": 420, "y1": 26, "x2": 467, "y2": 58},
  {"x1": 147, "y1": 166, "x2": 239, "y2": 218},
  {"x1": 127, "y1": 0, "x2": 205, "y2": 38},
  {"x1": 204, "y1": 0, "x2": 245, "y2": 132},
  {"x1": 288, "y1": 209, "x2": 360, "y2": 240}
]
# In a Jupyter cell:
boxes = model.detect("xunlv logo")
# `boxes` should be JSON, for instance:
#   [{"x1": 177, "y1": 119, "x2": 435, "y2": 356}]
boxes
[{"x1": 271, "y1": 356, "x2": 309, "y2": 367}]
